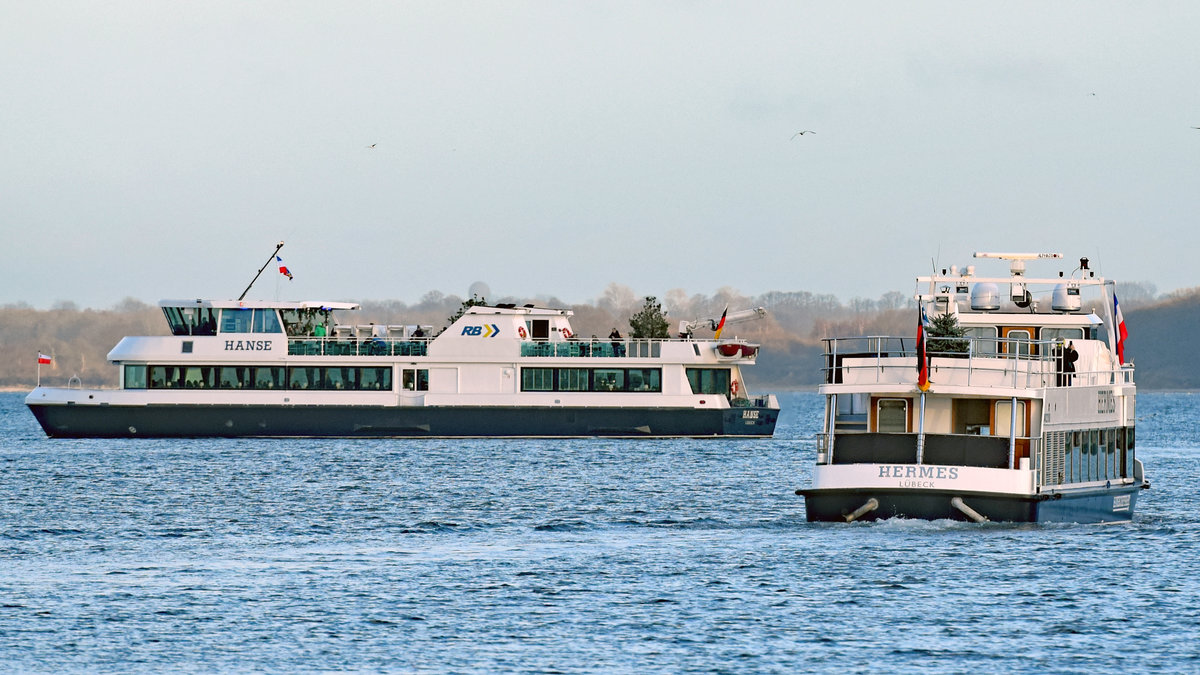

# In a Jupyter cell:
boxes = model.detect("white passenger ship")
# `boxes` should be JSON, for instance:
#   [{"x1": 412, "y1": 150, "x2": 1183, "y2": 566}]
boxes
[
  {"x1": 797, "y1": 252, "x2": 1147, "y2": 523},
  {"x1": 27, "y1": 299, "x2": 779, "y2": 438}
]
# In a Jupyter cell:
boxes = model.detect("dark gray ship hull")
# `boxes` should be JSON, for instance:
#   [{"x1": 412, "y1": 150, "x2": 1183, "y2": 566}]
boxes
[
  {"x1": 796, "y1": 485, "x2": 1141, "y2": 524},
  {"x1": 28, "y1": 402, "x2": 778, "y2": 439}
]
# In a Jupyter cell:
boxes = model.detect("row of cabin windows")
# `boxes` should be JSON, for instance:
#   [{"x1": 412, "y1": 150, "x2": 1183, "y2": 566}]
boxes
[
  {"x1": 875, "y1": 398, "x2": 1027, "y2": 436},
  {"x1": 961, "y1": 326, "x2": 1085, "y2": 356},
  {"x1": 122, "y1": 365, "x2": 428, "y2": 391},
  {"x1": 1059, "y1": 427, "x2": 1135, "y2": 484},
  {"x1": 521, "y1": 368, "x2": 662, "y2": 393},
  {"x1": 164, "y1": 307, "x2": 330, "y2": 337}
]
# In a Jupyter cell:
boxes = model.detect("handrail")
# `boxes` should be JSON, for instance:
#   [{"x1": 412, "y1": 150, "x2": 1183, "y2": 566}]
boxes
[{"x1": 821, "y1": 335, "x2": 1134, "y2": 388}]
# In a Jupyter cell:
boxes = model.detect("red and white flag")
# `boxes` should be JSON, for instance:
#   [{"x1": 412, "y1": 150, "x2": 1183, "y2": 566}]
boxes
[{"x1": 37, "y1": 352, "x2": 53, "y2": 365}]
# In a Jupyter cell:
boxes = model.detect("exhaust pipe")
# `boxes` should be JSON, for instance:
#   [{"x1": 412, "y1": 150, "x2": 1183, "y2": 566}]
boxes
[
  {"x1": 844, "y1": 498, "x2": 879, "y2": 522},
  {"x1": 950, "y1": 496, "x2": 989, "y2": 523}
]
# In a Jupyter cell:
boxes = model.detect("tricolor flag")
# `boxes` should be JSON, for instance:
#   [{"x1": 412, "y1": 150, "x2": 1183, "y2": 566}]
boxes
[
  {"x1": 916, "y1": 305, "x2": 930, "y2": 391},
  {"x1": 276, "y1": 255, "x2": 293, "y2": 280},
  {"x1": 713, "y1": 306, "x2": 729, "y2": 340},
  {"x1": 1114, "y1": 292, "x2": 1128, "y2": 364},
  {"x1": 37, "y1": 352, "x2": 53, "y2": 365}
]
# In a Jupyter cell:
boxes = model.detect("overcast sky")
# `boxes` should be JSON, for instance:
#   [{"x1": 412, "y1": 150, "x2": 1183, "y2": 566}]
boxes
[{"x1": 3, "y1": 2, "x2": 1198, "y2": 309}]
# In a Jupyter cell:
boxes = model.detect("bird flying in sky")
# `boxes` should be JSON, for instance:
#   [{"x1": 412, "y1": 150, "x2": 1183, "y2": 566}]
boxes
[{"x1": 791, "y1": 131, "x2": 815, "y2": 139}]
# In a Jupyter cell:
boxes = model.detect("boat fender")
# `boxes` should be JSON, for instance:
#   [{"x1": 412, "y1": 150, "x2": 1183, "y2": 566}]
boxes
[
  {"x1": 518, "y1": 326, "x2": 527, "y2": 339},
  {"x1": 844, "y1": 498, "x2": 879, "y2": 522}
]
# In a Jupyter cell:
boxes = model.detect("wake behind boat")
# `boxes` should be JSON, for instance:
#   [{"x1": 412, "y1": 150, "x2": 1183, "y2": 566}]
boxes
[
  {"x1": 26, "y1": 297, "x2": 779, "y2": 439},
  {"x1": 796, "y1": 252, "x2": 1146, "y2": 523}
]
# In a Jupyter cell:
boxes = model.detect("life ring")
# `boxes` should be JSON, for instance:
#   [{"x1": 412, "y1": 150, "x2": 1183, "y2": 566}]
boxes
[
  {"x1": 731, "y1": 380, "x2": 739, "y2": 397},
  {"x1": 561, "y1": 327, "x2": 572, "y2": 339},
  {"x1": 518, "y1": 326, "x2": 527, "y2": 339}
]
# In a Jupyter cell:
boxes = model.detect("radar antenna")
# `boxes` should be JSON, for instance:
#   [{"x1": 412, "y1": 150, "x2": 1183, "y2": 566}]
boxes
[{"x1": 238, "y1": 241, "x2": 286, "y2": 301}]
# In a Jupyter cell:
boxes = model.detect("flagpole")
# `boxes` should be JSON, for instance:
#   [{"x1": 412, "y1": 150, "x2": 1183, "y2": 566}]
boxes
[{"x1": 238, "y1": 241, "x2": 285, "y2": 301}]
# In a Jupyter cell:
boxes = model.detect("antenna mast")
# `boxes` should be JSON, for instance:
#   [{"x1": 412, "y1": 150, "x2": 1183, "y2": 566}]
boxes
[{"x1": 238, "y1": 241, "x2": 285, "y2": 301}]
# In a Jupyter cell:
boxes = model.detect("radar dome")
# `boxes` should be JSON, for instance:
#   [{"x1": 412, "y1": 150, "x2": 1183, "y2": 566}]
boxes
[
  {"x1": 1052, "y1": 283, "x2": 1082, "y2": 312},
  {"x1": 970, "y1": 283, "x2": 1001, "y2": 311}
]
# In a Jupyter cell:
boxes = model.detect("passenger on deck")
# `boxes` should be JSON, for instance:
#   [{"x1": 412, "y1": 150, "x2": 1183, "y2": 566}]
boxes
[
  {"x1": 1055, "y1": 340, "x2": 1079, "y2": 386},
  {"x1": 609, "y1": 328, "x2": 622, "y2": 356},
  {"x1": 314, "y1": 323, "x2": 326, "y2": 337},
  {"x1": 412, "y1": 327, "x2": 425, "y2": 339}
]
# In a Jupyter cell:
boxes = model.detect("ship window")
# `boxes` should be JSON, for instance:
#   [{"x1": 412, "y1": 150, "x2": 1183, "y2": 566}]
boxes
[
  {"x1": 876, "y1": 398, "x2": 908, "y2": 433},
  {"x1": 217, "y1": 367, "x2": 248, "y2": 389},
  {"x1": 994, "y1": 400, "x2": 1027, "y2": 437},
  {"x1": 253, "y1": 309, "x2": 283, "y2": 334},
  {"x1": 402, "y1": 368, "x2": 429, "y2": 391},
  {"x1": 686, "y1": 368, "x2": 731, "y2": 395},
  {"x1": 1002, "y1": 330, "x2": 1031, "y2": 358},
  {"x1": 1040, "y1": 328, "x2": 1083, "y2": 342},
  {"x1": 220, "y1": 308, "x2": 254, "y2": 334},
  {"x1": 531, "y1": 319, "x2": 550, "y2": 340},
  {"x1": 359, "y1": 367, "x2": 392, "y2": 391},
  {"x1": 253, "y1": 367, "x2": 284, "y2": 389},
  {"x1": 124, "y1": 365, "x2": 147, "y2": 389},
  {"x1": 963, "y1": 327, "x2": 998, "y2": 356},
  {"x1": 289, "y1": 367, "x2": 322, "y2": 390},
  {"x1": 593, "y1": 369, "x2": 625, "y2": 392},
  {"x1": 627, "y1": 368, "x2": 661, "y2": 392},
  {"x1": 557, "y1": 368, "x2": 589, "y2": 391},
  {"x1": 521, "y1": 367, "x2": 554, "y2": 391},
  {"x1": 162, "y1": 307, "x2": 217, "y2": 336},
  {"x1": 322, "y1": 367, "x2": 357, "y2": 390},
  {"x1": 149, "y1": 366, "x2": 187, "y2": 389}
]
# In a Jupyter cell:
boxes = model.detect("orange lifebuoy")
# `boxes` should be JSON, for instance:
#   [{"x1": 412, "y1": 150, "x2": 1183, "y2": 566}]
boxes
[
  {"x1": 562, "y1": 328, "x2": 572, "y2": 339},
  {"x1": 731, "y1": 380, "x2": 739, "y2": 397},
  {"x1": 518, "y1": 326, "x2": 528, "y2": 339}
]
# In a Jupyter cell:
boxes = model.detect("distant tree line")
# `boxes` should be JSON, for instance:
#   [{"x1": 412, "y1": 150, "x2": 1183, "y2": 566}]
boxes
[{"x1": 0, "y1": 280, "x2": 1186, "y2": 390}]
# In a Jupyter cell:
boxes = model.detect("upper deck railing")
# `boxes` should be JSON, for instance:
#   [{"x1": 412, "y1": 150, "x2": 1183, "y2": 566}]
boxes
[
  {"x1": 286, "y1": 336, "x2": 745, "y2": 360},
  {"x1": 823, "y1": 335, "x2": 1134, "y2": 389}
]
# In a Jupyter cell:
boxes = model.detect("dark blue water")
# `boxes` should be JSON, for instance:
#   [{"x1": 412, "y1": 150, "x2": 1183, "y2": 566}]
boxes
[{"x1": 2, "y1": 391, "x2": 1198, "y2": 673}]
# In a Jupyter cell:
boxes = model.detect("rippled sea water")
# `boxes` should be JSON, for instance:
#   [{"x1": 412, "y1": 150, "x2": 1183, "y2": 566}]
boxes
[{"x1": 2, "y1": 391, "x2": 1198, "y2": 673}]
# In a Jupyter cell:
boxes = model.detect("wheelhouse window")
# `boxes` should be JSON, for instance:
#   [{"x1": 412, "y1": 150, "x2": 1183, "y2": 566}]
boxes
[
  {"x1": 876, "y1": 398, "x2": 908, "y2": 433},
  {"x1": 162, "y1": 306, "x2": 217, "y2": 336},
  {"x1": 963, "y1": 327, "x2": 998, "y2": 356},
  {"x1": 220, "y1": 308, "x2": 254, "y2": 334},
  {"x1": 627, "y1": 368, "x2": 661, "y2": 392},
  {"x1": 253, "y1": 309, "x2": 283, "y2": 334},
  {"x1": 1041, "y1": 327, "x2": 1083, "y2": 343},
  {"x1": 279, "y1": 308, "x2": 332, "y2": 337}
]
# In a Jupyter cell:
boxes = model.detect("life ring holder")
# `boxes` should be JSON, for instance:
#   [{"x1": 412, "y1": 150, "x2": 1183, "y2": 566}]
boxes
[{"x1": 518, "y1": 326, "x2": 528, "y2": 339}]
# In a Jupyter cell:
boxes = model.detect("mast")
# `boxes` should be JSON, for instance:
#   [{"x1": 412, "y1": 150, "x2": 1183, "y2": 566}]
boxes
[{"x1": 238, "y1": 241, "x2": 285, "y2": 301}]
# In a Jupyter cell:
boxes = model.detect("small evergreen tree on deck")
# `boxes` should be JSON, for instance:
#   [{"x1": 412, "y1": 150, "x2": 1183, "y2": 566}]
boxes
[
  {"x1": 448, "y1": 295, "x2": 488, "y2": 325},
  {"x1": 629, "y1": 296, "x2": 670, "y2": 339},
  {"x1": 927, "y1": 311, "x2": 969, "y2": 354}
]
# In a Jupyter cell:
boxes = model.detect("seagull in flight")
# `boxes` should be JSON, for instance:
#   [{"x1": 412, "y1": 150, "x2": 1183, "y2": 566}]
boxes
[
  {"x1": 366, "y1": 143, "x2": 377, "y2": 148},
  {"x1": 791, "y1": 131, "x2": 816, "y2": 139}
]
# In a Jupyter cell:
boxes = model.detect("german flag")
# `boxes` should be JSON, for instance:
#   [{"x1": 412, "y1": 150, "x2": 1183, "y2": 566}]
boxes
[
  {"x1": 713, "y1": 306, "x2": 729, "y2": 340},
  {"x1": 917, "y1": 306, "x2": 930, "y2": 391}
]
